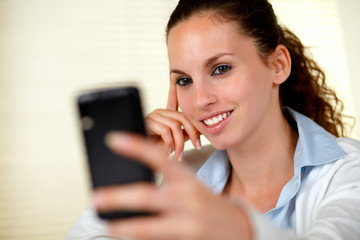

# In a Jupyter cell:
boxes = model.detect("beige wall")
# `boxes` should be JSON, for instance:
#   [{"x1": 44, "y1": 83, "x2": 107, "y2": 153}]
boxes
[
  {"x1": 0, "y1": 0, "x2": 358, "y2": 239},
  {"x1": 337, "y1": 0, "x2": 360, "y2": 134},
  {"x1": 0, "y1": 1, "x2": 178, "y2": 238}
]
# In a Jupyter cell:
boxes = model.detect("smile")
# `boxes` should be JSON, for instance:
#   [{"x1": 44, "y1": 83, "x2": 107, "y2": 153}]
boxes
[{"x1": 203, "y1": 111, "x2": 232, "y2": 127}]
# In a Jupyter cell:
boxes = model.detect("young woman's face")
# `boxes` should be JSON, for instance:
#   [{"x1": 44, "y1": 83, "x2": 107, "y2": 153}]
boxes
[{"x1": 167, "y1": 15, "x2": 280, "y2": 150}]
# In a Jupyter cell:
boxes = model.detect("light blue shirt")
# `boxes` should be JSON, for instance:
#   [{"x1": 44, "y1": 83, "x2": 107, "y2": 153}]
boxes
[
  {"x1": 66, "y1": 107, "x2": 360, "y2": 239},
  {"x1": 195, "y1": 108, "x2": 347, "y2": 230}
]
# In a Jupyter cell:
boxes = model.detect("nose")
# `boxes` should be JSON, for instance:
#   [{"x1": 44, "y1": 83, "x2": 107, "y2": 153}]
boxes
[{"x1": 193, "y1": 80, "x2": 217, "y2": 109}]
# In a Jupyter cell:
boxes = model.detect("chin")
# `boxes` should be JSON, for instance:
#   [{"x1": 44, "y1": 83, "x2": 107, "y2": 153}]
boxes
[{"x1": 206, "y1": 136, "x2": 234, "y2": 150}]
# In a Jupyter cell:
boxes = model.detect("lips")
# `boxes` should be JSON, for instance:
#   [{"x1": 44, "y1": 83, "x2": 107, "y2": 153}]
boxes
[
  {"x1": 200, "y1": 110, "x2": 233, "y2": 135},
  {"x1": 203, "y1": 111, "x2": 232, "y2": 127}
]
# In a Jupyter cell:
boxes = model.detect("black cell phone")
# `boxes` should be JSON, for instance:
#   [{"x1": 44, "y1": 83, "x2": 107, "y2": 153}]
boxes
[{"x1": 77, "y1": 86, "x2": 155, "y2": 220}]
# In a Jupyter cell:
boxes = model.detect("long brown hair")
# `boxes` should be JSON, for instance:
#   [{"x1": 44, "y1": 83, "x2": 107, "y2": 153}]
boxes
[{"x1": 166, "y1": 0, "x2": 351, "y2": 137}]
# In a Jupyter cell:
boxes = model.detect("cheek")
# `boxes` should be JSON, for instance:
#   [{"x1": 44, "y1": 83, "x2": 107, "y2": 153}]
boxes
[
  {"x1": 177, "y1": 91, "x2": 194, "y2": 116},
  {"x1": 219, "y1": 78, "x2": 249, "y2": 104},
  {"x1": 231, "y1": 69, "x2": 273, "y2": 103}
]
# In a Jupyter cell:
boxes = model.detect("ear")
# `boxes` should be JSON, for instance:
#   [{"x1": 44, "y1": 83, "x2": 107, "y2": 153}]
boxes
[{"x1": 269, "y1": 45, "x2": 291, "y2": 85}]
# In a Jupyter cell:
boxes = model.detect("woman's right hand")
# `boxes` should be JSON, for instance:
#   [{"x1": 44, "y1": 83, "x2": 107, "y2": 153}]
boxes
[{"x1": 145, "y1": 82, "x2": 201, "y2": 160}]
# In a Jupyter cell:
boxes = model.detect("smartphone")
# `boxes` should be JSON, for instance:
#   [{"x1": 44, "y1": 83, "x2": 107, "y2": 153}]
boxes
[{"x1": 77, "y1": 86, "x2": 154, "y2": 220}]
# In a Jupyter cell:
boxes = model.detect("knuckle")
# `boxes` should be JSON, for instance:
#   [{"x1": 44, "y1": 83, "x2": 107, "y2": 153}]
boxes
[
  {"x1": 153, "y1": 108, "x2": 164, "y2": 113},
  {"x1": 160, "y1": 127, "x2": 172, "y2": 139},
  {"x1": 168, "y1": 119, "x2": 182, "y2": 130}
]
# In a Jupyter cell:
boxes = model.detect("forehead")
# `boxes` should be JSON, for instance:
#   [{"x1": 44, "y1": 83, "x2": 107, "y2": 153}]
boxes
[
  {"x1": 167, "y1": 14, "x2": 240, "y2": 47},
  {"x1": 166, "y1": 15, "x2": 254, "y2": 65}
]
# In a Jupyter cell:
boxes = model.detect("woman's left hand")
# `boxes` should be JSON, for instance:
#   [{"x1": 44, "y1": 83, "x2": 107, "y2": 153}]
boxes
[{"x1": 93, "y1": 132, "x2": 252, "y2": 240}]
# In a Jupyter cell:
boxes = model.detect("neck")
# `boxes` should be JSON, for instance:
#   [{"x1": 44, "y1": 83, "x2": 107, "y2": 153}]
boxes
[{"x1": 224, "y1": 107, "x2": 298, "y2": 211}]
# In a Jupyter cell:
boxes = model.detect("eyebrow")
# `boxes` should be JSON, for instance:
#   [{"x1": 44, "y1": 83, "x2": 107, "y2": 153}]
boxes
[
  {"x1": 169, "y1": 52, "x2": 234, "y2": 75},
  {"x1": 169, "y1": 69, "x2": 187, "y2": 75},
  {"x1": 204, "y1": 52, "x2": 234, "y2": 68}
]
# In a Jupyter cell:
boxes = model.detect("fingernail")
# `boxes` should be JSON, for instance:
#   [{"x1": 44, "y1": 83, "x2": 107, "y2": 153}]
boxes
[
  {"x1": 196, "y1": 139, "x2": 202, "y2": 150},
  {"x1": 104, "y1": 132, "x2": 131, "y2": 149},
  {"x1": 92, "y1": 192, "x2": 105, "y2": 208},
  {"x1": 168, "y1": 146, "x2": 173, "y2": 155},
  {"x1": 178, "y1": 151, "x2": 183, "y2": 162}
]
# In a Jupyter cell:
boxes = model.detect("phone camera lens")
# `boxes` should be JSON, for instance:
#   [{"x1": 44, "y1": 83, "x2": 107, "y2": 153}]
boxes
[{"x1": 82, "y1": 116, "x2": 94, "y2": 131}]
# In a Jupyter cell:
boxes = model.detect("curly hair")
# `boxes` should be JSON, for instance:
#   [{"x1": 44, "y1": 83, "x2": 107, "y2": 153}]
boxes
[
  {"x1": 166, "y1": 0, "x2": 351, "y2": 137},
  {"x1": 280, "y1": 29, "x2": 348, "y2": 137}
]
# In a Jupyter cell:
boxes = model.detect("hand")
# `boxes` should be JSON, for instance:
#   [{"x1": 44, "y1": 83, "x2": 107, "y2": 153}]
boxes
[
  {"x1": 93, "y1": 133, "x2": 252, "y2": 240},
  {"x1": 145, "y1": 80, "x2": 201, "y2": 160}
]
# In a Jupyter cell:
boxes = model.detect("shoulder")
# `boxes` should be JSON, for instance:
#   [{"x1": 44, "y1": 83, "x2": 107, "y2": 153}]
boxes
[
  {"x1": 295, "y1": 137, "x2": 360, "y2": 236},
  {"x1": 306, "y1": 137, "x2": 360, "y2": 177},
  {"x1": 300, "y1": 137, "x2": 360, "y2": 197},
  {"x1": 336, "y1": 137, "x2": 360, "y2": 154},
  {"x1": 328, "y1": 137, "x2": 360, "y2": 173},
  {"x1": 330, "y1": 137, "x2": 360, "y2": 181},
  {"x1": 310, "y1": 137, "x2": 360, "y2": 182}
]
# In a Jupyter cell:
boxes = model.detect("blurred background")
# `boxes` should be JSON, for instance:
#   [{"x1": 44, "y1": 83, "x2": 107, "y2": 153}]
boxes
[{"x1": 0, "y1": 0, "x2": 358, "y2": 239}]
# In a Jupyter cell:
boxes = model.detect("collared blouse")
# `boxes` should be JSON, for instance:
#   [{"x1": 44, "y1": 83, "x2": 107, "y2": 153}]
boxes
[{"x1": 66, "y1": 109, "x2": 360, "y2": 239}]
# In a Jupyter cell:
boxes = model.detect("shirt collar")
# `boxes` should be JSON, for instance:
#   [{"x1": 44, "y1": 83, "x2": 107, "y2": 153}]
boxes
[
  {"x1": 286, "y1": 108, "x2": 346, "y2": 167},
  {"x1": 195, "y1": 108, "x2": 347, "y2": 205},
  {"x1": 273, "y1": 108, "x2": 347, "y2": 209},
  {"x1": 195, "y1": 149, "x2": 230, "y2": 194}
]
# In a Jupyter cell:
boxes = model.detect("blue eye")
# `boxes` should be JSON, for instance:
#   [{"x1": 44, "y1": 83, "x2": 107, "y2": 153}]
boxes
[
  {"x1": 211, "y1": 64, "x2": 232, "y2": 76},
  {"x1": 176, "y1": 77, "x2": 193, "y2": 87}
]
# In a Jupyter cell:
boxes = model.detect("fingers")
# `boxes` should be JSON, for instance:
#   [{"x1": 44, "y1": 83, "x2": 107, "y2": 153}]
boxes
[
  {"x1": 166, "y1": 80, "x2": 178, "y2": 111},
  {"x1": 107, "y1": 215, "x2": 196, "y2": 240},
  {"x1": 146, "y1": 114, "x2": 184, "y2": 158},
  {"x1": 93, "y1": 183, "x2": 167, "y2": 213},
  {"x1": 100, "y1": 133, "x2": 252, "y2": 239},
  {"x1": 145, "y1": 80, "x2": 201, "y2": 159},
  {"x1": 108, "y1": 216, "x2": 166, "y2": 240},
  {"x1": 105, "y1": 132, "x2": 168, "y2": 172},
  {"x1": 105, "y1": 132, "x2": 195, "y2": 183},
  {"x1": 146, "y1": 109, "x2": 201, "y2": 159}
]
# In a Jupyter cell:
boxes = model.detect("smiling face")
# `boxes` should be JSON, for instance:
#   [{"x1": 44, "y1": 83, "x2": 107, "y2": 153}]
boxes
[{"x1": 167, "y1": 14, "x2": 284, "y2": 150}]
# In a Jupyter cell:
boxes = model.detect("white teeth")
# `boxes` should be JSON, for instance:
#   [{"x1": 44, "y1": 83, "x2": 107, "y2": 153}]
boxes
[
  {"x1": 203, "y1": 112, "x2": 231, "y2": 126},
  {"x1": 212, "y1": 117, "x2": 219, "y2": 124}
]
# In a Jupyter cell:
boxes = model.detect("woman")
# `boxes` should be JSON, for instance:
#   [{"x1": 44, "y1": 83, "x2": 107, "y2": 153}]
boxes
[{"x1": 66, "y1": 0, "x2": 360, "y2": 239}]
